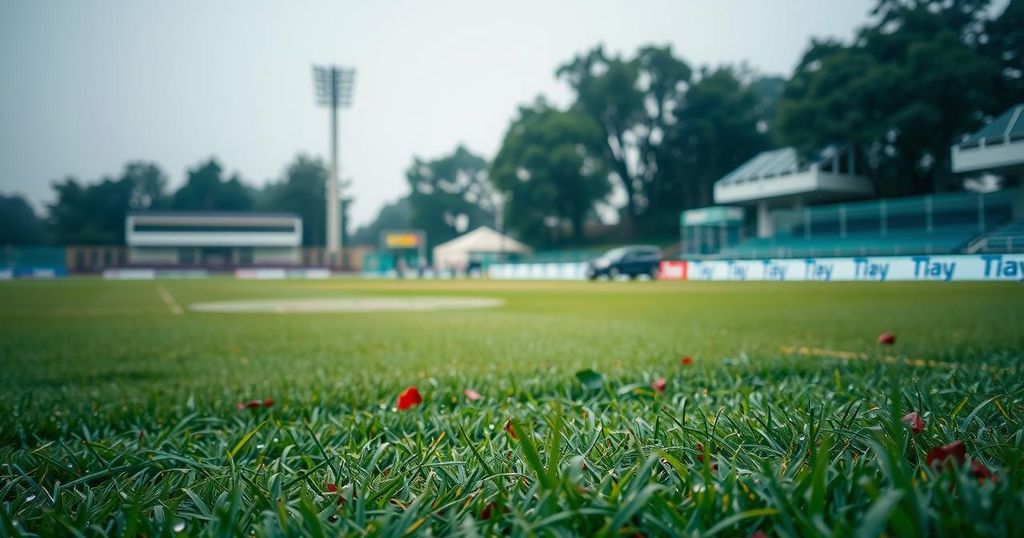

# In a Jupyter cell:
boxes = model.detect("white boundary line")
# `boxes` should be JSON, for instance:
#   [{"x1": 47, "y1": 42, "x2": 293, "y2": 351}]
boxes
[{"x1": 156, "y1": 285, "x2": 184, "y2": 315}]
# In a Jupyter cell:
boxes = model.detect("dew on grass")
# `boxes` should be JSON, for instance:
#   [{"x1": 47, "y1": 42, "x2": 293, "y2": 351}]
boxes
[
  {"x1": 25, "y1": 494, "x2": 36, "y2": 502},
  {"x1": 173, "y1": 521, "x2": 186, "y2": 532}
]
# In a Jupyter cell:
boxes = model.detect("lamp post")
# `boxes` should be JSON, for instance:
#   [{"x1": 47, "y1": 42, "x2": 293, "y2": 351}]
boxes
[{"x1": 313, "y1": 65, "x2": 355, "y2": 267}]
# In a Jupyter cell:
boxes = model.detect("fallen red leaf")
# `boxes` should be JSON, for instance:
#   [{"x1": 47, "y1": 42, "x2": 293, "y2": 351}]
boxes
[
  {"x1": 236, "y1": 399, "x2": 263, "y2": 410},
  {"x1": 651, "y1": 377, "x2": 667, "y2": 393},
  {"x1": 696, "y1": 441, "x2": 719, "y2": 471},
  {"x1": 263, "y1": 398, "x2": 275, "y2": 408},
  {"x1": 681, "y1": 356, "x2": 694, "y2": 366},
  {"x1": 325, "y1": 483, "x2": 345, "y2": 506},
  {"x1": 463, "y1": 389, "x2": 483, "y2": 401},
  {"x1": 877, "y1": 332, "x2": 896, "y2": 345},
  {"x1": 926, "y1": 440, "x2": 967, "y2": 469},
  {"x1": 970, "y1": 459, "x2": 997, "y2": 483},
  {"x1": 504, "y1": 420, "x2": 517, "y2": 439},
  {"x1": 901, "y1": 411, "x2": 925, "y2": 434},
  {"x1": 396, "y1": 386, "x2": 422, "y2": 410}
]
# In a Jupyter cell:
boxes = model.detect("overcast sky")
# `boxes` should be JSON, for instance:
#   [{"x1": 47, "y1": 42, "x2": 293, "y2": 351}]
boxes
[{"x1": 0, "y1": 0, "x2": 874, "y2": 226}]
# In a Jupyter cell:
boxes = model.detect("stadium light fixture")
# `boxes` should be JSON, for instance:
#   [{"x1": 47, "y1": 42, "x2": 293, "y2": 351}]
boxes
[{"x1": 312, "y1": 65, "x2": 356, "y2": 263}]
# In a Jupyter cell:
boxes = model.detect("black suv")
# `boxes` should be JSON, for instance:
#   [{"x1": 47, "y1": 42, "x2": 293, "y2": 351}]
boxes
[{"x1": 586, "y1": 245, "x2": 662, "y2": 280}]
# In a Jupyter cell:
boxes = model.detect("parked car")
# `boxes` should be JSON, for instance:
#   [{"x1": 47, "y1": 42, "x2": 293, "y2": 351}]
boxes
[{"x1": 586, "y1": 245, "x2": 662, "y2": 280}]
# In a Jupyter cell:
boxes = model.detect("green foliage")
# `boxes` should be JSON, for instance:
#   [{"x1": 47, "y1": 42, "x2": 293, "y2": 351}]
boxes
[
  {"x1": 48, "y1": 162, "x2": 167, "y2": 244},
  {"x1": 777, "y1": 0, "x2": 1012, "y2": 195},
  {"x1": 557, "y1": 45, "x2": 691, "y2": 231},
  {"x1": 258, "y1": 155, "x2": 329, "y2": 247},
  {"x1": 490, "y1": 100, "x2": 610, "y2": 245},
  {"x1": 0, "y1": 194, "x2": 47, "y2": 245},
  {"x1": 406, "y1": 145, "x2": 495, "y2": 251},
  {"x1": 574, "y1": 368, "x2": 605, "y2": 391},
  {"x1": 983, "y1": 0, "x2": 1024, "y2": 109},
  {"x1": 543, "y1": 45, "x2": 778, "y2": 237},
  {"x1": 0, "y1": 279, "x2": 1022, "y2": 535},
  {"x1": 172, "y1": 159, "x2": 254, "y2": 212},
  {"x1": 350, "y1": 198, "x2": 414, "y2": 247},
  {"x1": 652, "y1": 67, "x2": 774, "y2": 231}
]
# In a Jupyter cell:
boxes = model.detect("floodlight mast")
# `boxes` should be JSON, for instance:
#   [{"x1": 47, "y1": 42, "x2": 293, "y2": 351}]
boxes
[{"x1": 313, "y1": 65, "x2": 355, "y2": 266}]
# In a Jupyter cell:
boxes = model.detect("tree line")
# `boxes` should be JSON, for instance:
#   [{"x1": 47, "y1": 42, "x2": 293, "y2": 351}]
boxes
[
  {"x1": 1, "y1": 156, "x2": 342, "y2": 247},
  {"x1": 4, "y1": 0, "x2": 1022, "y2": 250},
  {"x1": 359, "y1": 0, "x2": 1023, "y2": 248}
]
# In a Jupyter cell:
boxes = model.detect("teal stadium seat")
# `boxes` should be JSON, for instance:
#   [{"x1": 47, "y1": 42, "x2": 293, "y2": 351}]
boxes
[{"x1": 717, "y1": 190, "x2": 1017, "y2": 259}]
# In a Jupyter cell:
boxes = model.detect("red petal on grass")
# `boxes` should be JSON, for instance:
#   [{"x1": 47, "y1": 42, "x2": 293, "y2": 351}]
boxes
[
  {"x1": 651, "y1": 377, "x2": 667, "y2": 393},
  {"x1": 681, "y1": 356, "x2": 693, "y2": 366},
  {"x1": 263, "y1": 398, "x2": 275, "y2": 408},
  {"x1": 970, "y1": 460, "x2": 996, "y2": 483},
  {"x1": 235, "y1": 402, "x2": 244, "y2": 411},
  {"x1": 463, "y1": 389, "x2": 483, "y2": 401},
  {"x1": 877, "y1": 332, "x2": 896, "y2": 345},
  {"x1": 926, "y1": 440, "x2": 967, "y2": 469},
  {"x1": 504, "y1": 420, "x2": 517, "y2": 439},
  {"x1": 480, "y1": 501, "x2": 509, "y2": 520},
  {"x1": 237, "y1": 399, "x2": 263, "y2": 410},
  {"x1": 396, "y1": 386, "x2": 422, "y2": 410},
  {"x1": 901, "y1": 411, "x2": 925, "y2": 434},
  {"x1": 695, "y1": 441, "x2": 719, "y2": 471},
  {"x1": 325, "y1": 483, "x2": 347, "y2": 505}
]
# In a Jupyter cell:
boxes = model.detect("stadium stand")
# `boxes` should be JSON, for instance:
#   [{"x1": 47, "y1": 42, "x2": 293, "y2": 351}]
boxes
[
  {"x1": 715, "y1": 189, "x2": 1018, "y2": 259},
  {"x1": 966, "y1": 218, "x2": 1024, "y2": 254},
  {"x1": 690, "y1": 105, "x2": 1024, "y2": 260}
]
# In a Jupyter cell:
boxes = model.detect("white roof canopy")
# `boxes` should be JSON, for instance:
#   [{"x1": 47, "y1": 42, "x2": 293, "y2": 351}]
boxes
[
  {"x1": 714, "y1": 146, "x2": 873, "y2": 205},
  {"x1": 432, "y1": 226, "x2": 530, "y2": 268},
  {"x1": 952, "y1": 104, "x2": 1024, "y2": 174}
]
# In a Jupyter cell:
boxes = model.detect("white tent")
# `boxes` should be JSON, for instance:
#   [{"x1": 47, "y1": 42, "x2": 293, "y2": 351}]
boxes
[{"x1": 432, "y1": 226, "x2": 530, "y2": 270}]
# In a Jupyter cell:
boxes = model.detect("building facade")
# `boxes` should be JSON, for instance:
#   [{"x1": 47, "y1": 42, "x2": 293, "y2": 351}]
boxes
[{"x1": 126, "y1": 212, "x2": 302, "y2": 267}]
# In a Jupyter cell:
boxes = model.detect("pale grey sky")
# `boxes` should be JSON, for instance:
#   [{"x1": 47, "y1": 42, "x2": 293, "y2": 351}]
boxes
[{"x1": 0, "y1": 0, "x2": 874, "y2": 225}]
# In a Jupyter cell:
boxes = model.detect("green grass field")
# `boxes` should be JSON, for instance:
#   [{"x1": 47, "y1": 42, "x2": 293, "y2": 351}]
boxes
[{"x1": 1, "y1": 278, "x2": 1023, "y2": 536}]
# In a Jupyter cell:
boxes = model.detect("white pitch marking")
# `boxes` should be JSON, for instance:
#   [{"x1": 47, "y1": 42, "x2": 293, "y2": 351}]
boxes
[{"x1": 156, "y1": 285, "x2": 184, "y2": 315}]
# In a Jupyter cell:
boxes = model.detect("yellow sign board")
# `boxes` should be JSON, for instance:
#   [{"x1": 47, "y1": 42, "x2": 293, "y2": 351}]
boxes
[{"x1": 384, "y1": 233, "x2": 421, "y2": 249}]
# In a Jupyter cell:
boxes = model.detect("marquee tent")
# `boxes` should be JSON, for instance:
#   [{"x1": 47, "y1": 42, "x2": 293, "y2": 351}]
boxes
[{"x1": 432, "y1": 226, "x2": 530, "y2": 270}]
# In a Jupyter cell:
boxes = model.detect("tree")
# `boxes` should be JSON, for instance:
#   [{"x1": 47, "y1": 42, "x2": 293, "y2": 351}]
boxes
[
  {"x1": 172, "y1": 159, "x2": 253, "y2": 211},
  {"x1": 984, "y1": 0, "x2": 1024, "y2": 108},
  {"x1": 0, "y1": 194, "x2": 47, "y2": 245},
  {"x1": 122, "y1": 162, "x2": 167, "y2": 210},
  {"x1": 652, "y1": 68, "x2": 772, "y2": 229},
  {"x1": 490, "y1": 100, "x2": 610, "y2": 245},
  {"x1": 557, "y1": 45, "x2": 692, "y2": 231},
  {"x1": 406, "y1": 145, "x2": 495, "y2": 249},
  {"x1": 259, "y1": 155, "x2": 328, "y2": 246},
  {"x1": 777, "y1": 0, "x2": 1004, "y2": 195},
  {"x1": 49, "y1": 162, "x2": 168, "y2": 244},
  {"x1": 350, "y1": 197, "x2": 414, "y2": 246}
]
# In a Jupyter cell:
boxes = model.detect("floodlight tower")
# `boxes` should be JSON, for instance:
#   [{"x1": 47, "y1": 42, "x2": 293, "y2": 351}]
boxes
[{"x1": 313, "y1": 65, "x2": 355, "y2": 265}]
